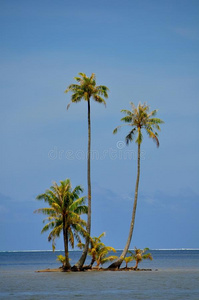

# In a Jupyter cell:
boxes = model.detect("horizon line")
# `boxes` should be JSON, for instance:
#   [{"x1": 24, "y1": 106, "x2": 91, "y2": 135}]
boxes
[{"x1": 1, "y1": 248, "x2": 199, "y2": 253}]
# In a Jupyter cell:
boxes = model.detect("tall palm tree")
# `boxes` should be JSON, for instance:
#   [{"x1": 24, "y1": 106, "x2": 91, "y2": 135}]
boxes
[
  {"x1": 34, "y1": 179, "x2": 88, "y2": 270},
  {"x1": 109, "y1": 102, "x2": 164, "y2": 269},
  {"x1": 65, "y1": 73, "x2": 109, "y2": 269}
]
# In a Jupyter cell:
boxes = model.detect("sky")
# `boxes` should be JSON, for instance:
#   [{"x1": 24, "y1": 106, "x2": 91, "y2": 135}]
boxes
[{"x1": 0, "y1": 0, "x2": 199, "y2": 251}]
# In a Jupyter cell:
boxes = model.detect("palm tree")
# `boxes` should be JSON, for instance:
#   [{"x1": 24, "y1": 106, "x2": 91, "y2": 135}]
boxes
[
  {"x1": 109, "y1": 102, "x2": 164, "y2": 269},
  {"x1": 124, "y1": 256, "x2": 133, "y2": 269},
  {"x1": 56, "y1": 255, "x2": 70, "y2": 268},
  {"x1": 78, "y1": 232, "x2": 117, "y2": 269},
  {"x1": 65, "y1": 73, "x2": 109, "y2": 269},
  {"x1": 34, "y1": 179, "x2": 88, "y2": 270},
  {"x1": 129, "y1": 248, "x2": 153, "y2": 270},
  {"x1": 95, "y1": 245, "x2": 117, "y2": 269}
]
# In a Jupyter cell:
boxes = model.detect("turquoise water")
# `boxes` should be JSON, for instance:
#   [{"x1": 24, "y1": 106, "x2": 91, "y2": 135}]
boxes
[{"x1": 0, "y1": 250, "x2": 199, "y2": 299}]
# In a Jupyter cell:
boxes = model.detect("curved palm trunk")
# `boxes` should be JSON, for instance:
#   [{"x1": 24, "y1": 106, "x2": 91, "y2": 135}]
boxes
[
  {"x1": 89, "y1": 257, "x2": 95, "y2": 268},
  {"x1": 63, "y1": 217, "x2": 71, "y2": 270},
  {"x1": 133, "y1": 259, "x2": 139, "y2": 270},
  {"x1": 108, "y1": 143, "x2": 141, "y2": 269},
  {"x1": 74, "y1": 99, "x2": 91, "y2": 269}
]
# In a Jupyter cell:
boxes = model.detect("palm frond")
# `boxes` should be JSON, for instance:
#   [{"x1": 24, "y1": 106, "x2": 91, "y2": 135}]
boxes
[
  {"x1": 125, "y1": 128, "x2": 136, "y2": 145},
  {"x1": 124, "y1": 256, "x2": 133, "y2": 263},
  {"x1": 142, "y1": 253, "x2": 153, "y2": 260},
  {"x1": 69, "y1": 197, "x2": 87, "y2": 213},
  {"x1": 34, "y1": 208, "x2": 56, "y2": 215},
  {"x1": 100, "y1": 255, "x2": 118, "y2": 265},
  {"x1": 146, "y1": 129, "x2": 159, "y2": 147},
  {"x1": 64, "y1": 84, "x2": 80, "y2": 93},
  {"x1": 41, "y1": 221, "x2": 56, "y2": 233},
  {"x1": 93, "y1": 95, "x2": 106, "y2": 106},
  {"x1": 121, "y1": 115, "x2": 133, "y2": 123}
]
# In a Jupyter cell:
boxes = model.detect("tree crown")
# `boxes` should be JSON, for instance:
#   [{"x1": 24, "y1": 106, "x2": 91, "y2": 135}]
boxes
[
  {"x1": 113, "y1": 102, "x2": 164, "y2": 146},
  {"x1": 65, "y1": 72, "x2": 109, "y2": 109},
  {"x1": 34, "y1": 179, "x2": 88, "y2": 250}
]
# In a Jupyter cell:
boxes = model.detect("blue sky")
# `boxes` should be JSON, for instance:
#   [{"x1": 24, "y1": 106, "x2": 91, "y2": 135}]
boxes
[{"x1": 0, "y1": 0, "x2": 199, "y2": 251}]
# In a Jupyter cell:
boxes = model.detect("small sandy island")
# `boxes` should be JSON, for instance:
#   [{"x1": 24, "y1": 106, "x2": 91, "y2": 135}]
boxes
[{"x1": 36, "y1": 267, "x2": 154, "y2": 273}]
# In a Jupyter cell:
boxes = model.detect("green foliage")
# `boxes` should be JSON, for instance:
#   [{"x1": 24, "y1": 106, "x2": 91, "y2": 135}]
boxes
[
  {"x1": 56, "y1": 255, "x2": 66, "y2": 266},
  {"x1": 125, "y1": 247, "x2": 153, "y2": 269},
  {"x1": 124, "y1": 256, "x2": 134, "y2": 268},
  {"x1": 34, "y1": 179, "x2": 88, "y2": 251},
  {"x1": 113, "y1": 102, "x2": 164, "y2": 146},
  {"x1": 65, "y1": 72, "x2": 109, "y2": 108},
  {"x1": 77, "y1": 232, "x2": 117, "y2": 268}
]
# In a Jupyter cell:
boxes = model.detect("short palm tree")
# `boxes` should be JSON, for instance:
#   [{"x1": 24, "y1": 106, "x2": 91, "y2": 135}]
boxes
[
  {"x1": 109, "y1": 102, "x2": 164, "y2": 269},
  {"x1": 34, "y1": 179, "x2": 88, "y2": 270},
  {"x1": 95, "y1": 245, "x2": 117, "y2": 269},
  {"x1": 56, "y1": 255, "x2": 70, "y2": 268},
  {"x1": 129, "y1": 248, "x2": 153, "y2": 270},
  {"x1": 78, "y1": 232, "x2": 117, "y2": 269},
  {"x1": 65, "y1": 73, "x2": 109, "y2": 269},
  {"x1": 124, "y1": 256, "x2": 134, "y2": 269}
]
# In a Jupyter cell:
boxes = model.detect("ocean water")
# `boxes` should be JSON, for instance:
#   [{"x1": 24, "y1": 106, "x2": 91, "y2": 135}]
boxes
[{"x1": 0, "y1": 250, "x2": 199, "y2": 299}]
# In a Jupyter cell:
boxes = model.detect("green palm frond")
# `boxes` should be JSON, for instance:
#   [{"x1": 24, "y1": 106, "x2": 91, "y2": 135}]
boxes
[
  {"x1": 113, "y1": 127, "x2": 119, "y2": 134},
  {"x1": 142, "y1": 253, "x2": 153, "y2": 260},
  {"x1": 93, "y1": 95, "x2": 106, "y2": 106},
  {"x1": 72, "y1": 185, "x2": 84, "y2": 197},
  {"x1": 100, "y1": 256, "x2": 118, "y2": 265},
  {"x1": 51, "y1": 202, "x2": 62, "y2": 212},
  {"x1": 41, "y1": 221, "x2": 56, "y2": 233},
  {"x1": 96, "y1": 85, "x2": 109, "y2": 98},
  {"x1": 146, "y1": 129, "x2": 159, "y2": 147},
  {"x1": 73, "y1": 205, "x2": 88, "y2": 216},
  {"x1": 147, "y1": 109, "x2": 158, "y2": 117},
  {"x1": 113, "y1": 125, "x2": 127, "y2": 134},
  {"x1": 125, "y1": 128, "x2": 136, "y2": 145},
  {"x1": 121, "y1": 109, "x2": 132, "y2": 116},
  {"x1": 78, "y1": 72, "x2": 87, "y2": 78},
  {"x1": 142, "y1": 247, "x2": 150, "y2": 253},
  {"x1": 69, "y1": 197, "x2": 87, "y2": 212},
  {"x1": 68, "y1": 227, "x2": 75, "y2": 248},
  {"x1": 96, "y1": 232, "x2": 106, "y2": 240},
  {"x1": 148, "y1": 117, "x2": 164, "y2": 124},
  {"x1": 77, "y1": 242, "x2": 85, "y2": 250},
  {"x1": 121, "y1": 115, "x2": 133, "y2": 123},
  {"x1": 124, "y1": 256, "x2": 133, "y2": 264},
  {"x1": 48, "y1": 223, "x2": 62, "y2": 239},
  {"x1": 34, "y1": 208, "x2": 56, "y2": 215},
  {"x1": 103, "y1": 246, "x2": 116, "y2": 253}
]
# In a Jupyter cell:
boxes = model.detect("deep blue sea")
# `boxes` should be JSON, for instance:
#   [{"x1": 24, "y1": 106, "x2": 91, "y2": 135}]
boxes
[{"x1": 0, "y1": 250, "x2": 199, "y2": 299}]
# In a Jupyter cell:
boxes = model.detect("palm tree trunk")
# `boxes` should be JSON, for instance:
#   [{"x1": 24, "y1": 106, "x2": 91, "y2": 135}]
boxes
[
  {"x1": 74, "y1": 99, "x2": 91, "y2": 269},
  {"x1": 108, "y1": 143, "x2": 141, "y2": 269},
  {"x1": 63, "y1": 217, "x2": 71, "y2": 270},
  {"x1": 133, "y1": 259, "x2": 139, "y2": 270}
]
